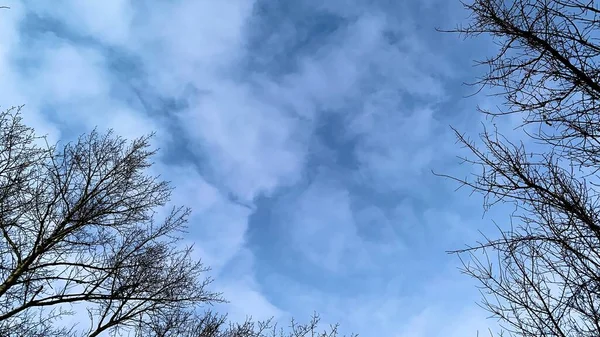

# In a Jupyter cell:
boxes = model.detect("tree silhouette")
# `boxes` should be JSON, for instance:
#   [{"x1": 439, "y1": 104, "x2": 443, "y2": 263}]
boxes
[
  {"x1": 0, "y1": 107, "x2": 353, "y2": 337},
  {"x1": 441, "y1": 0, "x2": 600, "y2": 336}
]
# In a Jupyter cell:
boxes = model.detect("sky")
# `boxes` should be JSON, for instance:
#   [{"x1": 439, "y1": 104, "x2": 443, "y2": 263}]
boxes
[{"x1": 0, "y1": 1, "x2": 519, "y2": 336}]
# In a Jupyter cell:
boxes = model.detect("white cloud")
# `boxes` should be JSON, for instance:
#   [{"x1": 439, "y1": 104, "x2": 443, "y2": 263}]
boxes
[
  {"x1": 32, "y1": 43, "x2": 108, "y2": 104},
  {"x1": 352, "y1": 104, "x2": 449, "y2": 194},
  {"x1": 0, "y1": 0, "x2": 281, "y2": 326},
  {"x1": 213, "y1": 248, "x2": 285, "y2": 323},
  {"x1": 151, "y1": 163, "x2": 284, "y2": 324},
  {"x1": 148, "y1": 163, "x2": 251, "y2": 274},
  {"x1": 16, "y1": 40, "x2": 159, "y2": 142},
  {"x1": 181, "y1": 82, "x2": 308, "y2": 201},
  {"x1": 132, "y1": 0, "x2": 255, "y2": 97},
  {"x1": 28, "y1": 1, "x2": 134, "y2": 46},
  {"x1": 395, "y1": 306, "x2": 496, "y2": 337},
  {"x1": 0, "y1": 6, "x2": 61, "y2": 143},
  {"x1": 276, "y1": 172, "x2": 406, "y2": 274},
  {"x1": 281, "y1": 179, "x2": 362, "y2": 272},
  {"x1": 0, "y1": 1, "x2": 504, "y2": 337}
]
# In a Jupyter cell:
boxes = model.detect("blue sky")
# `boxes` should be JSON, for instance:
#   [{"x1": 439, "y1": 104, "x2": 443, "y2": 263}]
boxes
[{"x1": 0, "y1": 1, "x2": 518, "y2": 335}]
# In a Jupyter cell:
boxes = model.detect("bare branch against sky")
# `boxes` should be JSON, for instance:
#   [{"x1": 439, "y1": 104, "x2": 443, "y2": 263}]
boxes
[{"x1": 442, "y1": 1, "x2": 600, "y2": 336}]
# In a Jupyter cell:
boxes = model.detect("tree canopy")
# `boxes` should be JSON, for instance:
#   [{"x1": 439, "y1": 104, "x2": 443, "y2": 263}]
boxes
[
  {"x1": 444, "y1": 0, "x2": 600, "y2": 336},
  {"x1": 0, "y1": 107, "x2": 352, "y2": 337}
]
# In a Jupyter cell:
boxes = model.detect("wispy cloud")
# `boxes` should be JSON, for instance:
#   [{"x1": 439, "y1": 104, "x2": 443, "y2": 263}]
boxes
[{"x1": 0, "y1": 0, "x2": 505, "y2": 335}]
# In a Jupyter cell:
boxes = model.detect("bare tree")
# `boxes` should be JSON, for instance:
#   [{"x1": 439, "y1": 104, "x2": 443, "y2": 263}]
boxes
[
  {"x1": 438, "y1": 0, "x2": 600, "y2": 336},
  {"x1": 133, "y1": 310, "x2": 356, "y2": 337},
  {"x1": 0, "y1": 106, "x2": 224, "y2": 336},
  {"x1": 0, "y1": 106, "x2": 353, "y2": 337}
]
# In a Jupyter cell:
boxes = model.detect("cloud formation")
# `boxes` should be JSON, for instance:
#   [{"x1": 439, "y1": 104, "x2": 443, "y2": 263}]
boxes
[{"x1": 0, "y1": 0, "x2": 506, "y2": 335}]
